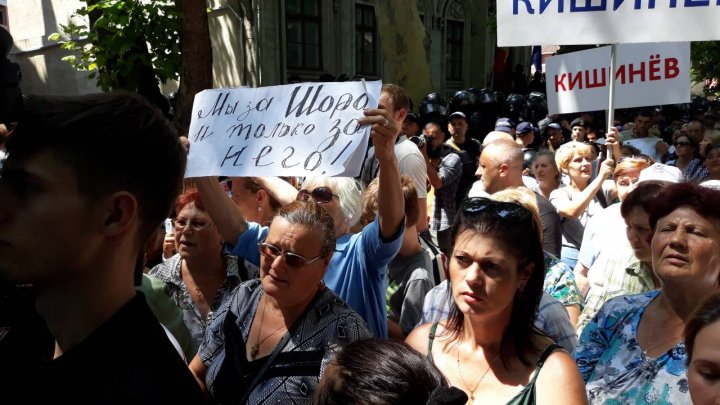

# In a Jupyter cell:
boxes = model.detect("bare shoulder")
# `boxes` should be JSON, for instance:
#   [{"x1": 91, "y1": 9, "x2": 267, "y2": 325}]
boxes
[
  {"x1": 405, "y1": 322, "x2": 434, "y2": 355},
  {"x1": 535, "y1": 348, "x2": 588, "y2": 405}
]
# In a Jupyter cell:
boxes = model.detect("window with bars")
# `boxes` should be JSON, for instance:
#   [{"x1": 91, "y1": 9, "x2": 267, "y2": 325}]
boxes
[
  {"x1": 286, "y1": 0, "x2": 322, "y2": 69},
  {"x1": 355, "y1": 4, "x2": 377, "y2": 76},
  {"x1": 446, "y1": 20, "x2": 464, "y2": 80}
]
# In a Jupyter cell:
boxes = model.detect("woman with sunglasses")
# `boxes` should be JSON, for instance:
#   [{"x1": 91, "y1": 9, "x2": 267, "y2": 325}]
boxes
[
  {"x1": 575, "y1": 182, "x2": 720, "y2": 404},
  {"x1": 195, "y1": 96, "x2": 406, "y2": 339},
  {"x1": 666, "y1": 135, "x2": 708, "y2": 181},
  {"x1": 189, "y1": 201, "x2": 370, "y2": 403},
  {"x1": 407, "y1": 197, "x2": 587, "y2": 404},
  {"x1": 149, "y1": 189, "x2": 250, "y2": 349}
]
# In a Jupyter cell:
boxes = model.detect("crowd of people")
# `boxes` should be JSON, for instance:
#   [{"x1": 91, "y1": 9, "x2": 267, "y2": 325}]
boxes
[{"x1": 1, "y1": 81, "x2": 720, "y2": 405}]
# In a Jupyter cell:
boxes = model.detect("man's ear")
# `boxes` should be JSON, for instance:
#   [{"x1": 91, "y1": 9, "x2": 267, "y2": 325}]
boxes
[
  {"x1": 396, "y1": 108, "x2": 408, "y2": 124},
  {"x1": 499, "y1": 163, "x2": 510, "y2": 177},
  {"x1": 101, "y1": 191, "x2": 139, "y2": 236}
]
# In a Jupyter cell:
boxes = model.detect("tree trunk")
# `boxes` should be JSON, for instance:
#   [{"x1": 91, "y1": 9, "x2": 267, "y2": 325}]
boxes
[{"x1": 174, "y1": 0, "x2": 213, "y2": 133}]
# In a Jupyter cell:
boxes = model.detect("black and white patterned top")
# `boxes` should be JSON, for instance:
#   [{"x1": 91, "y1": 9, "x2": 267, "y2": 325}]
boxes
[
  {"x1": 200, "y1": 279, "x2": 370, "y2": 405},
  {"x1": 149, "y1": 253, "x2": 248, "y2": 347}
]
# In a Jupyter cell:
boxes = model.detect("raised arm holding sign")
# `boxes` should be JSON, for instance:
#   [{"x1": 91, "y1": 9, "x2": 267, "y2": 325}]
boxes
[{"x1": 192, "y1": 83, "x2": 407, "y2": 338}]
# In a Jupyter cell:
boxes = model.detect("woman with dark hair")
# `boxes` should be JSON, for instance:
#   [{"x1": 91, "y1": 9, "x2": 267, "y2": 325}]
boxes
[
  {"x1": 314, "y1": 338, "x2": 467, "y2": 405},
  {"x1": 189, "y1": 201, "x2": 370, "y2": 404},
  {"x1": 701, "y1": 143, "x2": 720, "y2": 183},
  {"x1": 666, "y1": 134, "x2": 708, "y2": 181},
  {"x1": 684, "y1": 293, "x2": 720, "y2": 405},
  {"x1": 229, "y1": 177, "x2": 283, "y2": 226},
  {"x1": 575, "y1": 182, "x2": 720, "y2": 404},
  {"x1": 149, "y1": 189, "x2": 250, "y2": 349},
  {"x1": 407, "y1": 197, "x2": 587, "y2": 404}
]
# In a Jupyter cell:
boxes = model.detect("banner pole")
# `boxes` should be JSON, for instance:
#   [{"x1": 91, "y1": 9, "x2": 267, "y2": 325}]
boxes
[{"x1": 607, "y1": 43, "x2": 618, "y2": 161}]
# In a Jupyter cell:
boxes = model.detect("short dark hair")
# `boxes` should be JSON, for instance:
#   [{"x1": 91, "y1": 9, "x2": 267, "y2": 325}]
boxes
[
  {"x1": 313, "y1": 338, "x2": 448, "y2": 404},
  {"x1": 275, "y1": 200, "x2": 336, "y2": 257},
  {"x1": 444, "y1": 198, "x2": 547, "y2": 369},
  {"x1": 7, "y1": 91, "x2": 186, "y2": 246},
  {"x1": 620, "y1": 181, "x2": 671, "y2": 219},
  {"x1": 685, "y1": 292, "x2": 720, "y2": 365},
  {"x1": 648, "y1": 182, "x2": 720, "y2": 229},
  {"x1": 381, "y1": 84, "x2": 410, "y2": 114},
  {"x1": 636, "y1": 109, "x2": 653, "y2": 118}
]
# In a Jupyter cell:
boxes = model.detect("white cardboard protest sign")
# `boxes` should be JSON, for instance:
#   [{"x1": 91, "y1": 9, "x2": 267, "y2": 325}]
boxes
[
  {"x1": 545, "y1": 42, "x2": 690, "y2": 115},
  {"x1": 498, "y1": 1, "x2": 720, "y2": 46},
  {"x1": 185, "y1": 80, "x2": 381, "y2": 178}
]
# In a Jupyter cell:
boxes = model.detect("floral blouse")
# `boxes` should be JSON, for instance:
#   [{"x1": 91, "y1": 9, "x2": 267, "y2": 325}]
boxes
[
  {"x1": 149, "y1": 253, "x2": 249, "y2": 347},
  {"x1": 574, "y1": 291, "x2": 689, "y2": 404},
  {"x1": 543, "y1": 253, "x2": 583, "y2": 308}
]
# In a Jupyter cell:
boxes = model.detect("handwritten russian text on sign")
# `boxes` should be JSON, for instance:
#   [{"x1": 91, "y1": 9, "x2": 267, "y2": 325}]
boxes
[
  {"x1": 185, "y1": 81, "x2": 381, "y2": 178},
  {"x1": 498, "y1": 1, "x2": 720, "y2": 46},
  {"x1": 545, "y1": 43, "x2": 690, "y2": 115}
]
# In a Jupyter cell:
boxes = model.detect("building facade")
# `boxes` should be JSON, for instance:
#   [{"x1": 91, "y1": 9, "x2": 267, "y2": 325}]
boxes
[{"x1": 9, "y1": 0, "x2": 531, "y2": 108}]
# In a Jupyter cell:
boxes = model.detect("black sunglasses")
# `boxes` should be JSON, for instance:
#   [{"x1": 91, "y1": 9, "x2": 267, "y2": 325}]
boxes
[
  {"x1": 460, "y1": 197, "x2": 533, "y2": 226},
  {"x1": 297, "y1": 187, "x2": 338, "y2": 204},
  {"x1": 258, "y1": 242, "x2": 324, "y2": 268},
  {"x1": 674, "y1": 141, "x2": 691, "y2": 147}
]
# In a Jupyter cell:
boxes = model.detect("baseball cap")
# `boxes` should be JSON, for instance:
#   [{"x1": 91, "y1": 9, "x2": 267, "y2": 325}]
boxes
[
  {"x1": 547, "y1": 122, "x2": 562, "y2": 131},
  {"x1": 571, "y1": 117, "x2": 585, "y2": 128},
  {"x1": 637, "y1": 163, "x2": 683, "y2": 184},
  {"x1": 495, "y1": 117, "x2": 515, "y2": 134},
  {"x1": 516, "y1": 122, "x2": 533, "y2": 135},
  {"x1": 449, "y1": 111, "x2": 467, "y2": 120}
]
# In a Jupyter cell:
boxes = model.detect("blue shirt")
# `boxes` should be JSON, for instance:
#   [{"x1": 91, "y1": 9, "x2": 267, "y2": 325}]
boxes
[
  {"x1": 228, "y1": 216, "x2": 403, "y2": 338},
  {"x1": 574, "y1": 291, "x2": 689, "y2": 404}
]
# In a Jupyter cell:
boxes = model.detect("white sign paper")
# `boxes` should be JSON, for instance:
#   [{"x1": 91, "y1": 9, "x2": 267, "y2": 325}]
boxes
[
  {"x1": 498, "y1": 1, "x2": 720, "y2": 46},
  {"x1": 185, "y1": 80, "x2": 382, "y2": 178},
  {"x1": 545, "y1": 42, "x2": 690, "y2": 115}
]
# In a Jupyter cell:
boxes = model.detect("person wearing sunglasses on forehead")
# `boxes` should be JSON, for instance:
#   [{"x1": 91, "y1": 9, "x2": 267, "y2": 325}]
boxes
[
  {"x1": 666, "y1": 135, "x2": 708, "y2": 182},
  {"x1": 189, "y1": 201, "x2": 370, "y2": 403},
  {"x1": 194, "y1": 85, "x2": 407, "y2": 339},
  {"x1": 407, "y1": 197, "x2": 587, "y2": 405}
]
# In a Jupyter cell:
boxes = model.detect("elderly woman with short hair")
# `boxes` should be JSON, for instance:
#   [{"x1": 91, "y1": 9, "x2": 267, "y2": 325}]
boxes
[
  {"x1": 575, "y1": 182, "x2": 720, "y2": 404},
  {"x1": 189, "y1": 201, "x2": 370, "y2": 403}
]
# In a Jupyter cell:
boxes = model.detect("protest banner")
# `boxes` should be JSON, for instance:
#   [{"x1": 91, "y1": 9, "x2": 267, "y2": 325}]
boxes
[
  {"x1": 545, "y1": 42, "x2": 690, "y2": 115},
  {"x1": 498, "y1": 1, "x2": 720, "y2": 46},
  {"x1": 185, "y1": 80, "x2": 381, "y2": 178}
]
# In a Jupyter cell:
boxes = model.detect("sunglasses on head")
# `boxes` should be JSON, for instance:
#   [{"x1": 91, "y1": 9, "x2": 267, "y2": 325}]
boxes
[
  {"x1": 460, "y1": 197, "x2": 533, "y2": 226},
  {"x1": 258, "y1": 242, "x2": 324, "y2": 268},
  {"x1": 297, "y1": 187, "x2": 338, "y2": 204}
]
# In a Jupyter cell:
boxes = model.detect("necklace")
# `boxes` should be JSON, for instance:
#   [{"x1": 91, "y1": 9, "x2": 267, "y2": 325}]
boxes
[
  {"x1": 456, "y1": 344, "x2": 500, "y2": 402},
  {"x1": 250, "y1": 295, "x2": 287, "y2": 360},
  {"x1": 642, "y1": 302, "x2": 683, "y2": 357}
]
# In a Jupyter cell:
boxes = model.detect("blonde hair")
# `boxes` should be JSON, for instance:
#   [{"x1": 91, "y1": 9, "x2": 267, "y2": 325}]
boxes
[
  {"x1": 554, "y1": 141, "x2": 594, "y2": 173},
  {"x1": 489, "y1": 187, "x2": 544, "y2": 243}
]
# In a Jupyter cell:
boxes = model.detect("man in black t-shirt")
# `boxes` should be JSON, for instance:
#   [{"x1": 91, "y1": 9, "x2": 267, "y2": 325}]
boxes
[
  {"x1": 446, "y1": 111, "x2": 482, "y2": 205},
  {"x1": 0, "y1": 93, "x2": 203, "y2": 403}
]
